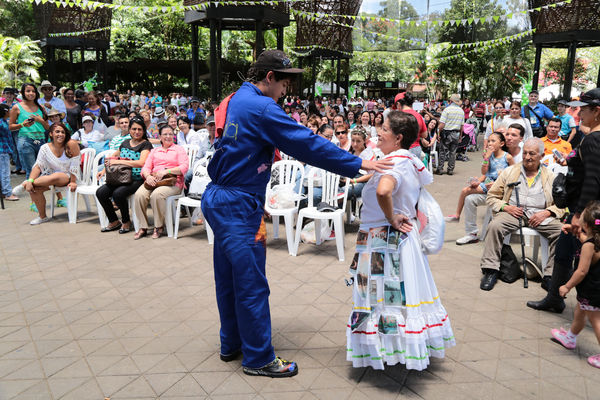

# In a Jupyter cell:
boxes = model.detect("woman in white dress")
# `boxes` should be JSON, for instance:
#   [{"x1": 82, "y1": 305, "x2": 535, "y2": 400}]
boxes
[
  {"x1": 12, "y1": 122, "x2": 80, "y2": 225},
  {"x1": 346, "y1": 111, "x2": 455, "y2": 371}
]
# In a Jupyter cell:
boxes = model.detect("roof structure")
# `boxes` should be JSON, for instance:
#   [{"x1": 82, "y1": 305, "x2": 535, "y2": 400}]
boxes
[
  {"x1": 34, "y1": 1, "x2": 112, "y2": 49},
  {"x1": 292, "y1": 0, "x2": 362, "y2": 59},
  {"x1": 528, "y1": 0, "x2": 600, "y2": 47},
  {"x1": 183, "y1": 0, "x2": 289, "y2": 29}
]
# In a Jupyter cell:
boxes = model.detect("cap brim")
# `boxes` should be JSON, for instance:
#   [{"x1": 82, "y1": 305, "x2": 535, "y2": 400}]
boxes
[
  {"x1": 567, "y1": 100, "x2": 588, "y2": 107},
  {"x1": 272, "y1": 68, "x2": 304, "y2": 74}
]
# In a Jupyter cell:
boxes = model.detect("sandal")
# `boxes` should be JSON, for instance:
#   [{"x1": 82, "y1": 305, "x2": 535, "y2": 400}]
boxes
[
  {"x1": 588, "y1": 354, "x2": 600, "y2": 369},
  {"x1": 119, "y1": 223, "x2": 131, "y2": 234},
  {"x1": 101, "y1": 222, "x2": 122, "y2": 232},
  {"x1": 152, "y1": 227, "x2": 164, "y2": 239},
  {"x1": 134, "y1": 228, "x2": 147, "y2": 240}
]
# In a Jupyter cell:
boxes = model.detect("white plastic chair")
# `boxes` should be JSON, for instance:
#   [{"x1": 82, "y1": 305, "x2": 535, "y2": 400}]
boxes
[
  {"x1": 166, "y1": 193, "x2": 184, "y2": 237},
  {"x1": 68, "y1": 149, "x2": 113, "y2": 224},
  {"x1": 181, "y1": 144, "x2": 199, "y2": 170},
  {"x1": 50, "y1": 148, "x2": 96, "y2": 222},
  {"x1": 429, "y1": 141, "x2": 438, "y2": 173},
  {"x1": 265, "y1": 160, "x2": 305, "y2": 255},
  {"x1": 504, "y1": 227, "x2": 549, "y2": 274},
  {"x1": 292, "y1": 168, "x2": 350, "y2": 261}
]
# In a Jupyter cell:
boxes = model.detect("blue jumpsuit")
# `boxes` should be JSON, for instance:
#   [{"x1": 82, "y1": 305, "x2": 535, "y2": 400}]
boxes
[{"x1": 202, "y1": 82, "x2": 362, "y2": 368}]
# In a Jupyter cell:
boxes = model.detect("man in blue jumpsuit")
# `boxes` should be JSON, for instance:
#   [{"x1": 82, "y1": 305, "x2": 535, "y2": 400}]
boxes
[{"x1": 202, "y1": 50, "x2": 390, "y2": 378}]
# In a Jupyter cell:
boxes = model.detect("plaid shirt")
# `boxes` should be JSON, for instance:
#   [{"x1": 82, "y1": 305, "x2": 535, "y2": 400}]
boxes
[{"x1": 0, "y1": 119, "x2": 14, "y2": 154}]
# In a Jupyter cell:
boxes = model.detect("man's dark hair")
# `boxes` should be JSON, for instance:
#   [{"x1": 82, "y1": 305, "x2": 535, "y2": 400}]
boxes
[
  {"x1": 508, "y1": 123, "x2": 525, "y2": 137},
  {"x1": 247, "y1": 66, "x2": 296, "y2": 83},
  {"x1": 387, "y1": 110, "x2": 418, "y2": 149},
  {"x1": 548, "y1": 117, "x2": 562, "y2": 128}
]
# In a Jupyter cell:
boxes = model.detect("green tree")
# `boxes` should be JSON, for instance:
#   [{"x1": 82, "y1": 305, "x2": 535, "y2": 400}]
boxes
[
  {"x1": 0, "y1": 0, "x2": 38, "y2": 39},
  {"x1": 0, "y1": 35, "x2": 43, "y2": 87},
  {"x1": 544, "y1": 56, "x2": 587, "y2": 93}
]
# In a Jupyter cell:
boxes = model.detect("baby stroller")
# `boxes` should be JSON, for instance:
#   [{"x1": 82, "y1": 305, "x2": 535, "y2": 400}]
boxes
[{"x1": 456, "y1": 117, "x2": 478, "y2": 161}]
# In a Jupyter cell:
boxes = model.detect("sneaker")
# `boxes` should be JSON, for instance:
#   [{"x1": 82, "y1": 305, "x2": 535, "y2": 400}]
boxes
[
  {"x1": 12, "y1": 184, "x2": 26, "y2": 197},
  {"x1": 29, "y1": 203, "x2": 38, "y2": 213},
  {"x1": 588, "y1": 354, "x2": 600, "y2": 369},
  {"x1": 445, "y1": 215, "x2": 459, "y2": 222},
  {"x1": 243, "y1": 356, "x2": 298, "y2": 378},
  {"x1": 30, "y1": 216, "x2": 50, "y2": 225},
  {"x1": 220, "y1": 349, "x2": 242, "y2": 362},
  {"x1": 551, "y1": 327, "x2": 576, "y2": 350},
  {"x1": 56, "y1": 199, "x2": 67, "y2": 208},
  {"x1": 456, "y1": 234, "x2": 479, "y2": 245}
]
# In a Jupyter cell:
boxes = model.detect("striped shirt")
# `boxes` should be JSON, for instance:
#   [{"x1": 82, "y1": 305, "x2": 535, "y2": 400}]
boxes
[{"x1": 440, "y1": 103, "x2": 465, "y2": 131}]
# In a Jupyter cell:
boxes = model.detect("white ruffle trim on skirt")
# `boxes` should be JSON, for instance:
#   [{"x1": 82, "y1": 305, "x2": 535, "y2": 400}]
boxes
[{"x1": 346, "y1": 226, "x2": 455, "y2": 371}]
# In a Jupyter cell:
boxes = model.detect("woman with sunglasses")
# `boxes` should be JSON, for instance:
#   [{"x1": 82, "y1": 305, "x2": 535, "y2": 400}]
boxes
[
  {"x1": 335, "y1": 126, "x2": 351, "y2": 151},
  {"x1": 96, "y1": 117, "x2": 153, "y2": 234},
  {"x1": 483, "y1": 101, "x2": 507, "y2": 149}
]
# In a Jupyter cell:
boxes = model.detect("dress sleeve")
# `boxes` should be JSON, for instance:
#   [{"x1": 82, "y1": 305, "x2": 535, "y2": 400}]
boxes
[
  {"x1": 141, "y1": 148, "x2": 155, "y2": 177},
  {"x1": 69, "y1": 153, "x2": 81, "y2": 177},
  {"x1": 33, "y1": 145, "x2": 50, "y2": 174}
]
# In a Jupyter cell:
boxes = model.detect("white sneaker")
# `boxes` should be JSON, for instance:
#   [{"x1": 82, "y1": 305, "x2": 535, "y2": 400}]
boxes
[
  {"x1": 456, "y1": 234, "x2": 479, "y2": 245},
  {"x1": 12, "y1": 184, "x2": 26, "y2": 197},
  {"x1": 444, "y1": 215, "x2": 460, "y2": 222},
  {"x1": 30, "y1": 216, "x2": 50, "y2": 225}
]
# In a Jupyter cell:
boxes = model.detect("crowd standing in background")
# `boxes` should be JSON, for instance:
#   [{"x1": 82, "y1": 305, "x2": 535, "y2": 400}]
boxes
[{"x1": 2, "y1": 78, "x2": 600, "y2": 370}]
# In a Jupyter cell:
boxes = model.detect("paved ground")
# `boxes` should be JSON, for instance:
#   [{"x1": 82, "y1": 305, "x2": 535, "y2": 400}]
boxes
[{"x1": 1, "y1": 151, "x2": 599, "y2": 400}]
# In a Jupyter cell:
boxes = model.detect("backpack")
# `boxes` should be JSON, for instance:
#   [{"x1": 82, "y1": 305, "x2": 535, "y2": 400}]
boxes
[{"x1": 416, "y1": 188, "x2": 444, "y2": 254}]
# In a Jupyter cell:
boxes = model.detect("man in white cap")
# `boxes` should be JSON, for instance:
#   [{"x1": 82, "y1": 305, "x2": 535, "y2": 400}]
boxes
[
  {"x1": 39, "y1": 80, "x2": 66, "y2": 117},
  {"x1": 435, "y1": 93, "x2": 464, "y2": 175}
]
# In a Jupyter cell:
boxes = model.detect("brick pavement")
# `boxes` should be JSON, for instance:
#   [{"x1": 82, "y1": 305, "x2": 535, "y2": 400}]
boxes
[{"x1": 0, "y1": 153, "x2": 599, "y2": 399}]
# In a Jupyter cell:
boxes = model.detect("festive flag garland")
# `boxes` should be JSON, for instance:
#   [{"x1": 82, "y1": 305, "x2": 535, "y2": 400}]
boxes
[
  {"x1": 30, "y1": 0, "x2": 301, "y2": 12},
  {"x1": 292, "y1": 0, "x2": 571, "y2": 28},
  {"x1": 48, "y1": 12, "x2": 169, "y2": 37},
  {"x1": 436, "y1": 29, "x2": 535, "y2": 60}
]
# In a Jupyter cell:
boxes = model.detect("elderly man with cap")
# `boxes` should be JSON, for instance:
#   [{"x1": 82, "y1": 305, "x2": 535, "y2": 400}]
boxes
[
  {"x1": 522, "y1": 90, "x2": 554, "y2": 138},
  {"x1": 201, "y1": 50, "x2": 392, "y2": 378},
  {"x1": 435, "y1": 94, "x2": 465, "y2": 175},
  {"x1": 39, "y1": 80, "x2": 66, "y2": 117}
]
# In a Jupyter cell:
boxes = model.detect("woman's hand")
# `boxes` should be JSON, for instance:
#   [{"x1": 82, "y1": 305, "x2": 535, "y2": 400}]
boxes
[
  {"x1": 361, "y1": 159, "x2": 393, "y2": 173},
  {"x1": 32, "y1": 114, "x2": 45, "y2": 123},
  {"x1": 24, "y1": 181, "x2": 34, "y2": 193},
  {"x1": 155, "y1": 169, "x2": 170, "y2": 180},
  {"x1": 22, "y1": 118, "x2": 35, "y2": 128},
  {"x1": 145, "y1": 175, "x2": 158, "y2": 187},
  {"x1": 68, "y1": 182, "x2": 77, "y2": 192},
  {"x1": 388, "y1": 214, "x2": 413, "y2": 233},
  {"x1": 96, "y1": 169, "x2": 105, "y2": 181}
]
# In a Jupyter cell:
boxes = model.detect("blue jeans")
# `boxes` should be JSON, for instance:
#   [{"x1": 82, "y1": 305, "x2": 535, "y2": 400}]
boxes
[
  {"x1": 11, "y1": 130, "x2": 21, "y2": 171},
  {"x1": 17, "y1": 135, "x2": 43, "y2": 179},
  {"x1": 0, "y1": 153, "x2": 12, "y2": 196}
]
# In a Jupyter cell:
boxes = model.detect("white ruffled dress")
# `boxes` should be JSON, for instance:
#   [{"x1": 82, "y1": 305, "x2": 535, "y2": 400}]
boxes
[{"x1": 346, "y1": 149, "x2": 455, "y2": 371}]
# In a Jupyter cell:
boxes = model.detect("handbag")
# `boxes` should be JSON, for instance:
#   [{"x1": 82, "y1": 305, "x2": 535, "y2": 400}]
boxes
[
  {"x1": 105, "y1": 158, "x2": 132, "y2": 185},
  {"x1": 525, "y1": 106, "x2": 546, "y2": 138},
  {"x1": 144, "y1": 173, "x2": 177, "y2": 190}
]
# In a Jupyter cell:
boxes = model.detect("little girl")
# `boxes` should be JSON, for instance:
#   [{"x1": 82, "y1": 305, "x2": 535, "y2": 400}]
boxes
[
  {"x1": 445, "y1": 131, "x2": 514, "y2": 222},
  {"x1": 551, "y1": 201, "x2": 600, "y2": 369}
]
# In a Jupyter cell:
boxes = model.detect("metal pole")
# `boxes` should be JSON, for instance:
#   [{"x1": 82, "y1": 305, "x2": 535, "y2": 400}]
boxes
[
  {"x1": 217, "y1": 20, "x2": 222, "y2": 100},
  {"x1": 563, "y1": 41, "x2": 577, "y2": 100},
  {"x1": 276, "y1": 27, "x2": 284, "y2": 51},
  {"x1": 69, "y1": 48, "x2": 75, "y2": 88},
  {"x1": 311, "y1": 57, "x2": 316, "y2": 96},
  {"x1": 102, "y1": 50, "x2": 108, "y2": 90},
  {"x1": 191, "y1": 23, "x2": 198, "y2": 97},
  {"x1": 80, "y1": 47, "x2": 85, "y2": 83},
  {"x1": 336, "y1": 58, "x2": 341, "y2": 98},
  {"x1": 532, "y1": 44, "x2": 542, "y2": 91},
  {"x1": 297, "y1": 57, "x2": 303, "y2": 97},
  {"x1": 209, "y1": 19, "x2": 218, "y2": 101},
  {"x1": 330, "y1": 59, "x2": 334, "y2": 96},
  {"x1": 255, "y1": 20, "x2": 264, "y2": 58}
]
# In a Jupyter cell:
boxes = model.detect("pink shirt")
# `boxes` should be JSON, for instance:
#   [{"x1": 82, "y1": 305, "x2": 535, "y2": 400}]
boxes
[{"x1": 142, "y1": 144, "x2": 189, "y2": 188}]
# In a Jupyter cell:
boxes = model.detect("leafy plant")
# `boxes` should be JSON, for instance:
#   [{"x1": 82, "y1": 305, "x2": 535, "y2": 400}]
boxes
[{"x1": 0, "y1": 35, "x2": 43, "y2": 87}]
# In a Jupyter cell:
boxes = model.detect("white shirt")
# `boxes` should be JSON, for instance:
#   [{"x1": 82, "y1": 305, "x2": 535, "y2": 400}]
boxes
[
  {"x1": 176, "y1": 128, "x2": 204, "y2": 148},
  {"x1": 41, "y1": 96, "x2": 66, "y2": 116},
  {"x1": 360, "y1": 149, "x2": 432, "y2": 229},
  {"x1": 72, "y1": 128, "x2": 103, "y2": 147},
  {"x1": 503, "y1": 116, "x2": 533, "y2": 141}
]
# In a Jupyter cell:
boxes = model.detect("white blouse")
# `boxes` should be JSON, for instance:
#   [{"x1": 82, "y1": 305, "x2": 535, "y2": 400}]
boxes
[{"x1": 34, "y1": 144, "x2": 80, "y2": 177}]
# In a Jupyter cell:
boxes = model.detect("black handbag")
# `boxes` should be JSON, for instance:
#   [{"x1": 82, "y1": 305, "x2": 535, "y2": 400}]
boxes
[
  {"x1": 525, "y1": 106, "x2": 546, "y2": 138},
  {"x1": 552, "y1": 172, "x2": 568, "y2": 209},
  {"x1": 105, "y1": 158, "x2": 133, "y2": 185},
  {"x1": 499, "y1": 244, "x2": 522, "y2": 283}
]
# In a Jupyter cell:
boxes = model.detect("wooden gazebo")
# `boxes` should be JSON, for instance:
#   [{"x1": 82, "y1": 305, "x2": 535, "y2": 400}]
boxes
[
  {"x1": 291, "y1": 0, "x2": 362, "y2": 98},
  {"x1": 34, "y1": 1, "x2": 112, "y2": 88},
  {"x1": 183, "y1": 0, "x2": 290, "y2": 100},
  {"x1": 529, "y1": 0, "x2": 600, "y2": 98}
]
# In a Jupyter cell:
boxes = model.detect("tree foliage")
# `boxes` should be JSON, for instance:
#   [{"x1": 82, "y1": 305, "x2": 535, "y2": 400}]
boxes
[{"x1": 0, "y1": 35, "x2": 43, "y2": 88}]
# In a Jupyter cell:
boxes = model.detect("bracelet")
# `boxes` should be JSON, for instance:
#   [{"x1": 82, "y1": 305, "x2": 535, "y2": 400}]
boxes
[
  {"x1": 500, "y1": 204, "x2": 507, "y2": 211},
  {"x1": 166, "y1": 168, "x2": 171, "y2": 174},
  {"x1": 482, "y1": 160, "x2": 489, "y2": 165},
  {"x1": 353, "y1": 178, "x2": 357, "y2": 184},
  {"x1": 28, "y1": 178, "x2": 34, "y2": 183}
]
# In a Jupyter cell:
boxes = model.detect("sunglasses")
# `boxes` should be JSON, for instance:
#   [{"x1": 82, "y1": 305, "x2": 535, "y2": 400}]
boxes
[{"x1": 335, "y1": 131, "x2": 347, "y2": 135}]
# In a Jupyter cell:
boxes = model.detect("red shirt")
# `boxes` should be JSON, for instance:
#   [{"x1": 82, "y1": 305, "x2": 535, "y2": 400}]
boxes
[{"x1": 401, "y1": 108, "x2": 427, "y2": 149}]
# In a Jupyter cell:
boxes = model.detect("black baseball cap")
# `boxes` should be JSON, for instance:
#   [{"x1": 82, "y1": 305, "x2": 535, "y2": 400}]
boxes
[
  {"x1": 2, "y1": 87, "x2": 17, "y2": 94},
  {"x1": 252, "y1": 50, "x2": 304, "y2": 74},
  {"x1": 568, "y1": 88, "x2": 600, "y2": 107},
  {"x1": 557, "y1": 99, "x2": 569, "y2": 106}
]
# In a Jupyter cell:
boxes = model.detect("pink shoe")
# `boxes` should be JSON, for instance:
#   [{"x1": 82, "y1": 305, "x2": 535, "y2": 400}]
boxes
[
  {"x1": 588, "y1": 354, "x2": 600, "y2": 369},
  {"x1": 551, "y1": 327, "x2": 576, "y2": 350}
]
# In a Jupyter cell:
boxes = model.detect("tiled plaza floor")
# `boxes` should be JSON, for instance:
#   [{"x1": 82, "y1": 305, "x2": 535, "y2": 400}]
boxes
[{"x1": 1, "y1": 153, "x2": 599, "y2": 399}]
